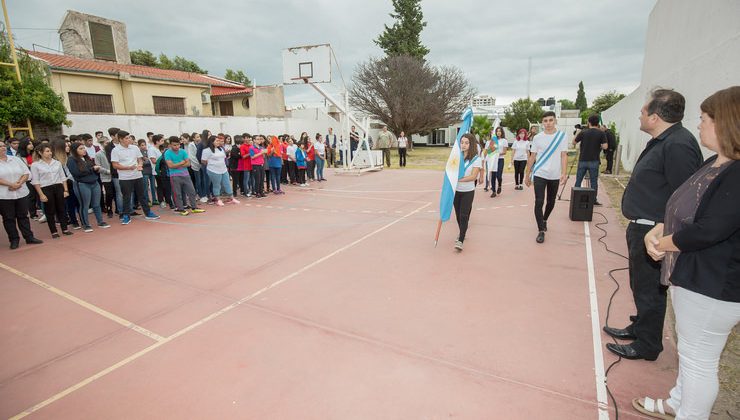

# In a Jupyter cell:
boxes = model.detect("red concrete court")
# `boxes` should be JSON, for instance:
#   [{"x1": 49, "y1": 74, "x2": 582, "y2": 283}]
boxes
[{"x1": 0, "y1": 168, "x2": 677, "y2": 419}]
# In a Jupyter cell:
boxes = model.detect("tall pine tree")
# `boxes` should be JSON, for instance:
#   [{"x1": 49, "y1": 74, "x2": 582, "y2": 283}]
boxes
[
  {"x1": 374, "y1": 0, "x2": 430, "y2": 60},
  {"x1": 575, "y1": 81, "x2": 588, "y2": 112}
]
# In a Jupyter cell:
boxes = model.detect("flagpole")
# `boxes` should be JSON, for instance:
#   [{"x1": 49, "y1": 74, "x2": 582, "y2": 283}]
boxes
[{"x1": 433, "y1": 219, "x2": 442, "y2": 247}]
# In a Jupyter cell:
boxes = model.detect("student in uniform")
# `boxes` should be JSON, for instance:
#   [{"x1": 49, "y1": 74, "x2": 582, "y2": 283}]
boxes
[
  {"x1": 31, "y1": 144, "x2": 72, "y2": 238},
  {"x1": 453, "y1": 133, "x2": 482, "y2": 251},
  {"x1": 509, "y1": 128, "x2": 531, "y2": 190}
]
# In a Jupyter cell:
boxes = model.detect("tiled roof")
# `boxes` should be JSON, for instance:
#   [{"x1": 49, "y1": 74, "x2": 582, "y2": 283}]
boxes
[
  {"x1": 211, "y1": 85, "x2": 253, "y2": 97},
  {"x1": 26, "y1": 51, "x2": 245, "y2": 89}
]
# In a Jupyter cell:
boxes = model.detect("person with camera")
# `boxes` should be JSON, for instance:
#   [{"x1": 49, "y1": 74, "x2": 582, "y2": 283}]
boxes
[
  {"x1": 603, "y1": 89, "x2": 702, "y2": 362},
  {"x1": 574, "y1": 114, "x2": 608, "y2": 206}
]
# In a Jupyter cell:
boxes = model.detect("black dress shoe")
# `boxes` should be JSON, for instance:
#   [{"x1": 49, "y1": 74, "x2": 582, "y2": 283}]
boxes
[
  {"x1": 603, "y1": 326, "x2": 636, "y2": 340},
  {"x1": 26, "y1": 237, "x2": 43, "y2": 245},
  {"x1": 630, "y1": 315, "x2": 638, "y2": 322},
  {"x1": 606, "y1": 343, "x2": 658, "y2": 361},
  {"x1": 536, "y1": 231, "x2": 545, "y2": 243},
  {"x1": 9, "y1": 240, "x2": 19, "y2": 250}
]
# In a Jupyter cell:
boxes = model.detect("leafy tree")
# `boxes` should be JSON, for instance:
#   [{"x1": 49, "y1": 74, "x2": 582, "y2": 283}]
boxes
[
  {"x1": 472, "y1": 115, "x2": 493, "y2": 141},
  {"x1": 591, "y1": 90, "x2": 626, "y2": 114},
  {"x1": 171, "y1": 55, "x2": 207, "y2": 74},
  {"x1": 375, "y1": 0, "x2": 429, "y2": 60},
  {"x1": 501, "y1": 98, "x2": 543, "y2": 133},
  {"x1": 0, "y1": 32, "x2": 68, "y2": 136},
  {"x1": 157, "y1": 53, "x2": 174, "y2": 70},
  {"x1": 350, "y1": 55, "x2": 474, "y2": 137},
  {"x1": 224, "y1": 69, "x2": 252, "y2": 86},
  {"x1": 558, "y1": 99, "x2": 577, "y2": 109},
  {"x1": 130, "y1": 49, "x2": 157, "y2": 67},
  {"x1": 575, "y1": 81, "x2": 587, "y2": 112}
]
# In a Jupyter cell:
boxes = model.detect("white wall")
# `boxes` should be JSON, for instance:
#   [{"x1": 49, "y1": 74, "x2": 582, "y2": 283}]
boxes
[
  {"x1": 65, "y1": 110, "x2": 343, "y2": 140},
  {"x1": 602, "y1": 0, "x2": 740, "y2": 171}
]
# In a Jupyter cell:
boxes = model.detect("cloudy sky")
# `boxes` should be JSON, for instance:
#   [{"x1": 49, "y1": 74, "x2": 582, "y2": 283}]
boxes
[{"x1": 9, "y1": 0, "x2": 656, "y2": 107}]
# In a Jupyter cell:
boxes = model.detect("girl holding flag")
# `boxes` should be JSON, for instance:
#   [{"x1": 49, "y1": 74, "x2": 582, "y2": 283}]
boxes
[{"x1": 452, "y1": 133, "x2": 482, "y2": 251}]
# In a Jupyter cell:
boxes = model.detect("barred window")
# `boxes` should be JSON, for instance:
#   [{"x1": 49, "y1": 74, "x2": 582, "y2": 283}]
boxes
[
  {"x1": 153, "y1": 96, "x2": 186, "y2": 115},
  {"x1": 68, "y1": 92, "x2": 114, "y2": 113}
]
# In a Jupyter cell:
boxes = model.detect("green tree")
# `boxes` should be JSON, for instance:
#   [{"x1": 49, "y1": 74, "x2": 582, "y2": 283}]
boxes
[
  {"x1": 171, "y1": 55, "x2": 207, "y2": 74},
  {"x1": 575, "y1": 81, "x2": 587, "y2": 112},
  {"x1": 472, "y1": 115, "x2": 493, "y2": 141},
  {"x1": 501, "y1": 98, "x2": 543, "y2": 133},
  {"x1": 224, "y1": 69, "x2": 252, "y2": 86},
  {"x1": 591, "y1": 90, "x2": 626, "y2": 114},
  {"x1": 130, "y1": 49, "x2": 157, "y2": 67},
  {"x1": 0, "y1": 31, "x2": 68, "y2": 136},
  {"x1": 375, "y1": 0, "x2": 429, "y2": 60},
  {"x1": 558, "y1": 99, "x2": 577, "y2": 109}
]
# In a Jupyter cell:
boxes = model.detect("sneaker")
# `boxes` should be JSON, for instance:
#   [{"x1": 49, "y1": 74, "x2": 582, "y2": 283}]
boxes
[
  {"x1": 131, "y1": 211, "x2": 141, "y2": 216},
  {"x1": 454, "y1": 240, "x2": 463, "y2": 251},
  {"x1": 159, "y1": 202, "x2": 167, "y2": 208},
  {"x1": 300, "y1": 183, "x2": 307, "y2": 187},
  {"x1": 216, "y1": 199, "x2": 224, "y2": 207},
  {"x1": 246, "y1": 193, "x2": 252, "y2": 197},
  {"x1": 229, "y1": 198, "x2": 240, "y2": 204},
  {"x1": 484, "y1": 187, "x2": 488, "y2": 192},
  {"x1": 178, "y1": 210, "x2": 189, "y2": 216},
  {"x1": 152, "y1": 201, "x2": 160, "y2": 205},
  {"x1": 497, "y1": 188, "x2": 502, "y2": 194},
  {"x1": 199, "y1": 197, "x2": 208, "y2": 203},
  {"x1": 121, "y1": 215, "x2": 131, "y2": 225},
  {"x1": 145, "y1": 212, "x2": 160, "y2": 220},
  {"x1": 83, "y1": 225, "x2": 94, "y2": 233},
  {"x1": 38, "y1": 214, "x2": 47, "y2": 223},
  {"x1": 536, "y1": 231, "x2": 545, "y2": 243},
  {"x1": 191, "y1": 208, "x2": 206, "y2": 214},
  {"x1": 490, "y1": 191, "x2": 496, "y2": 198},
  {"x1": 107, "y1": 211, "x2": 113, "y2": 218},
  {"x1": 51, "y1": 232, "x2": 60, "y2": 239},
  {"x1": 72, "y1": 224, "x2": 82, "y2": 230},
  {"x1": 87, "y1": 208, "x2": 93, "y2": 214},
  {"x1": 594, "y1": 201, "x2": 603, "y2": 206},
  {"x1": 99, "y1": 222, "x2": 111, "y2": 229}
]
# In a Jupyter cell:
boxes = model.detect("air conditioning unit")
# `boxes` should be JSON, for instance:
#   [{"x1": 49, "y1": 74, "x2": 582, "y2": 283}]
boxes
[{"x1": 201, "y1": 92, "x2": 211, "y2": 104}]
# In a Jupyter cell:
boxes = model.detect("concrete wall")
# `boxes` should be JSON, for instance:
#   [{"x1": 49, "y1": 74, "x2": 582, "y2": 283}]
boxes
[
  {"x1": 254, "y1": 86, "x2": 286, "y2": 118},
  {"x1": 64, "y1": 109, "x2": 343, "y2": 140},
  {"x1": 52, "y1": 72, "x2": 128, "y2": 113},
  {"x1": 59, "y1": 10, "x2": 131, "y2": 64},
  {"x1": 602, "y1": 0, "x2": 740, "y2": 170},
  {"x1": 127, "y1": 81, "x2": 207, "y2": 116}
]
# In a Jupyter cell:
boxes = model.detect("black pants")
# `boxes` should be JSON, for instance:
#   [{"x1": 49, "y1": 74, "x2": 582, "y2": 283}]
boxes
[
  {"x1": 453, "y1": 190, "x2": 475, "y2": 242},
  {"x1": 533, "y1": 176, "x2": 559, "y2": 232},
  {"x1": 230, "y1": 170, "x2": 242, "y2": 195},
  {"x1": 252, "y1": 165, "x2": 265, "y2": 195},
  {"x1": 398, "y1": 148, "x2": 407, "y2": 167},
  {"x1": 605, "y1": 150, "x2": 614, "y2": 172},
  {"x1": 307, "y1": 160, "x2": 315, "y2": 180},
  {"x1": 0, "y1": 195, "x2": 34, "y2": 243},
  {"x1": 26, "y1": 181, "x2": 38, "y2": 217},
  {"x1": 288, "y1": 161, "x2": 297, "y2": 184},
  {"x1": 155, "y1": 174, "x2": 172, "y2": 206},
  {"x1": 120, "y1": 178, "x2": 151, "y2": 216},
  {"x1": 281, "y1": 160, "x2": 289, "y2": 183},
  {"x1": 297, "y1": 168, "x2": 306, "y2": 184},
  {"x1": 102, "y1": 181, "x2": 115, "y2": 213},
  {"x1": 625, "y1": 222, "x2": 666, "y2": 357},
  {"x1": 40, "y1": 184, "x2": 68, "y2": 234},
  {"x1": 513, "y1": 160, "x2": 527, "y2": 186}
]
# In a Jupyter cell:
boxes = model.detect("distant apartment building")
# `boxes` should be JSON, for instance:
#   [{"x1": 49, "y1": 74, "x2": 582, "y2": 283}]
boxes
[{"x1": 472, "y1": 95, "x2": 496, "y2": 107}]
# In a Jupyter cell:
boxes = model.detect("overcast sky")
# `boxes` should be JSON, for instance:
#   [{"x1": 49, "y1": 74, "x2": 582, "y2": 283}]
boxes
[{"x1": 9, "y1": 0, "x2": 656, "y2": 107}]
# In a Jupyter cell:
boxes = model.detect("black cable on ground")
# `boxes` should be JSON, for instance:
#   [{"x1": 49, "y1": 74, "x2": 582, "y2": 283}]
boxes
[{"x1": 592, "y1": 210, "x2": 630, "y2": 420}]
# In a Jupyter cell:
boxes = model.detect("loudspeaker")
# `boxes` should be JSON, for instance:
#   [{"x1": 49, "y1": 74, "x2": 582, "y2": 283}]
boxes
[{"x1": 569, "y1": 187, "x2": 596, "y2": 221}]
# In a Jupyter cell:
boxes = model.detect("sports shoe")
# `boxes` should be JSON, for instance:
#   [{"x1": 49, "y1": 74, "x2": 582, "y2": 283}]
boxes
[
  {"x1": 72, "y1": 224, "x2": 82, "y2": 230},
  {"x1": 497, "y1": 188, "x2": 502, "y2": 194},
  {"x1": 145, "y1": 211, "x2": 160, "y2": 220},
  {"x1": 62, "y1": 230, "x2": 73, "y2": 236},
  {"x1": 454, "y1": 240, "x2": 463, "y2": 251},
  {"x1": 83, "y1": 226, "x2": 94, "y2": 233},
  {"x1": 199, "y1": 197, "x2": 208, "y2": 203},
  {"x1": 38, "y1": 214, "x2": 47, "y2": 223},
  {"x1": 191, "y1": 208, "x2": 206, "y2": 214},
  {"x1": 229, "y1": 198, "x2": 240, "y2": 204},
  {"x1": 300, "y1": 183, "x2": 307, "y2": 187},
  {"x1": 216, "y1": 199, "x2": 224, "y2": 207},
  {"x1": 121, "y1": 215, "x2": 131, "y2": 225},
  {"x1": 99, "y1": 222, "x2": 111, "y2": 229},
  {"x1": 536, "y1": 231, "x2": 545, "y2": 243},
  {"x1": 178, "y1": 210, "x2": 189, "y2": 216},
  {"x1": 594, "y1": 201, "x2": 603, "y2": 206}
]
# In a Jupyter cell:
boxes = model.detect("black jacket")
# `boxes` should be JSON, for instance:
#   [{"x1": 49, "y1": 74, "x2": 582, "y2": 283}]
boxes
[{"x1": 671, "y1": 156, "x2": 740, "y2": 302}]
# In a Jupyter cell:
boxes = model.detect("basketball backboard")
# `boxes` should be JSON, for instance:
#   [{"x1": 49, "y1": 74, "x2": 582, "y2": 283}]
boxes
[{"x1": 282, "y1": 44, "x2": 332, "y2": 84}]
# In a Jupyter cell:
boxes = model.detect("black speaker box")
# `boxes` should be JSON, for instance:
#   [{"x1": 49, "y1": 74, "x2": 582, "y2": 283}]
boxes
[{"x1": 569, "y1": 187, "x2": 596, "y2": 221}]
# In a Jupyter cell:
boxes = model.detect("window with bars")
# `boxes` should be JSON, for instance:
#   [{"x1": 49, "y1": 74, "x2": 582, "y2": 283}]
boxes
[
  {"x1": 68, "y1": 92, "x2": 114, "y2": 113},
  {"x1": 153, "y1": 96, "x2": 186, "y2": 115},
  {"x1": 88, "y1": 22, "x2": 117, "y2": 62},
  {"x1": 219, "y1": 101, "x2": 234, "y2": 116}
]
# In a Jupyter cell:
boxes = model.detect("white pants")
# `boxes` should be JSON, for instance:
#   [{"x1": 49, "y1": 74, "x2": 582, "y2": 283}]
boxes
[{"x1": 667, "y1": 286, "x2": 740, "y2": 420}]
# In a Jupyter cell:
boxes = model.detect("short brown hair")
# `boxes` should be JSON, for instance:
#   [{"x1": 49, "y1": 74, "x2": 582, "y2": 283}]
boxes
[{"x1": 700, "y1": 86, "x2": 740, "y2": 160}]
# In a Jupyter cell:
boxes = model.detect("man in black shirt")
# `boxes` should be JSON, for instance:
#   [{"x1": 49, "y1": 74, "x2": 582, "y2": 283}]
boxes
[
  {"x1": 574, "y1": 115, "x2": 607, "y2": 205},
  {"x1": 601, "y1": 125, "x2": 617, "y2": 174},
  {"x1": 604, "y1": 89, "x2": 702, "y2": 361}
]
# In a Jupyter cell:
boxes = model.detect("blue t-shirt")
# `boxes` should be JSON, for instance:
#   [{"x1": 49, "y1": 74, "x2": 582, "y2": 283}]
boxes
[{"x1": 164, "y1": 148, "x2": 189, "y2": 177}]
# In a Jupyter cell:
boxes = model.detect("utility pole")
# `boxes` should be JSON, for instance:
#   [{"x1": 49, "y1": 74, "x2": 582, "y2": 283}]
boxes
[{"x1": 526, "y1": 56, "x2": 532, "y2": 100}]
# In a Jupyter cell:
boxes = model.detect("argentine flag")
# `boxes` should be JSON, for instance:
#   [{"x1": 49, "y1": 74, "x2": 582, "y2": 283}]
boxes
[{"x1": 439, "y1": 107, "x2": 474, "y2": 222}]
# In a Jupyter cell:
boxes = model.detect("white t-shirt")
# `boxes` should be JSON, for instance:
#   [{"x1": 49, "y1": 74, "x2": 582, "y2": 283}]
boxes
[
  {"x1": 456, "y1": 156, "x2": 482, "y2": 192},
  {"x1": 31, "y1": 159, "x2": 67, "y2": 188},
  {"x1": 201, "y1": 147, "x2": 228, "y2": 174},
  {"x1": 314, "y1": 140, "x2": 326, "y2": 157},
  {"x1": 287, "y1": 144, "x2": 298, "y2": 161},
  {"x1": 397, "y1": 137, "x2": 408, "y2": 148},
  {"x1": 531, "y1": 131, "x2": 567, "y2": 180},
  {"x1": 0, "y1": 156, "x2": 30, "y2": 199},
  {"x1": 111, "y1": 144, "x2": 143, "y2": 180},
  {"x1": 511, "y1": 140, "x2": 531, "y2": 161},
  {"x1": 147, "y1": 145, "x2": 162, "y2": 164}
]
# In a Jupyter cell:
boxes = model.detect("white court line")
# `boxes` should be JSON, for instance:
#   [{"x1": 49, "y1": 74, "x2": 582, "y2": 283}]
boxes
[
  {"x1": 10, "y1": 202, "x2": 431, "y2": 419},
  {"x1": 0, "y1": 263, "x2": 165, "y2": 343},
  {"x1": 307, "y1": 188, "x2": 438, "y2": 194},
  {"x1": 293, "y1": 190, "x2": 427, "y2": 204},
  {"x1": 583, "y1": 222, "x2": 610, "y2": 419}
]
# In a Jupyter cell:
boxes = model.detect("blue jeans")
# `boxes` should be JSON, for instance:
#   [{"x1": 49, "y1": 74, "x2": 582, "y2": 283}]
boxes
[
  {"x1": 77, "y1": 182, "x2": 103, "y2": 227},
  {"x1": 199, "y1": 168, "x2": 212, "y2": 197},
  {"x1": 143, "y1": 174, "x2": 157, "y2": 203},
  {"x1": 207, "y1": 170, "x2": 232, "y2": 196},
  {"x1": 242, "y1": 170, "x2": 252, "y2": 194},
  {"x1": 315, "y1": 158, "x2": 325, "y2": 180},
  {"x1": 112, "y1": 178, "x2": 123, "y2": 213},
  {"x1": 65, "y1": 180, "x2": 80, "y2": 225},
  {"x1": 575, "y1": 160, "x2": 600, "y2": 198},
  {"x1": 269, "y1": 167, "x2": 281, "y2": 191}
]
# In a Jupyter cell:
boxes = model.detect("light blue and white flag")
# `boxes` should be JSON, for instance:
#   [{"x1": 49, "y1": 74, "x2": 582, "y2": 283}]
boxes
[{"x1": 439, "y1": 107, "x2": 474, "y2": 222}]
